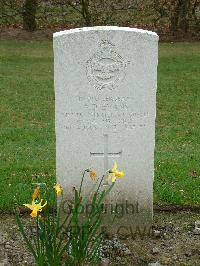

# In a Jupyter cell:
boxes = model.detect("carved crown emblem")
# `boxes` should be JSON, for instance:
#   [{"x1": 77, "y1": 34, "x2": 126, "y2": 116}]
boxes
[{"x1": 86, "y1": 41, "x2": 128, "y2": 90}]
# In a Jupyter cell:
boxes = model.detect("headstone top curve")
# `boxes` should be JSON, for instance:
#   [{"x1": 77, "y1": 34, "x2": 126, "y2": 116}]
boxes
[{"x1": 53, "y1": 26, "x2": 158, "y2": 40}]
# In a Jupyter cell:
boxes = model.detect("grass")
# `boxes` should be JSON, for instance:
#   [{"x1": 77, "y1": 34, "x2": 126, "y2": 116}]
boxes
[
  {"x1": 0, "y1": 41, "x2": 55, "y2": 209},
  {"x1": 155, "y1": 43, "x2": 200, "y2": 205},
  {"x1": 0, "y1": 41, "x2": 199, "y2": 210}
]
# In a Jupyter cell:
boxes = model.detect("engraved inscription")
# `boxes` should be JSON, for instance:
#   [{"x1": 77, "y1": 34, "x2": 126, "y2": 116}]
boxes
[
  {"x1": 86, "y1": 40, "x2": 129, "y2": 90},
  {"x1": 63, "y1": 95, "x2": 150, "y2": 131}
]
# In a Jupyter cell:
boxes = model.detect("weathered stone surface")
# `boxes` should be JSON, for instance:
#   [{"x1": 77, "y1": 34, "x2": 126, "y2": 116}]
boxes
[{"x1": 54, "y1": 26, "x2": 158, "y2": 231}]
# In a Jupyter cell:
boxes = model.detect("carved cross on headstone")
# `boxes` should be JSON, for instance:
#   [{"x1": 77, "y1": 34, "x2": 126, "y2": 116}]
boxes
[{"x1": 90, "y1": 134, "x2": 122, "y2": 172}]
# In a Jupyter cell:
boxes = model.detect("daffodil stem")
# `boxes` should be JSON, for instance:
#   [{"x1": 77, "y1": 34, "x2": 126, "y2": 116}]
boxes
[
  {"x1": 96, "y1": 175, "x2": 104, "y2": 194},
  {"x1": 79, "y1": 170, "x2": 86, "y2": 196},
  {"x1": 36, "y1": 216, "x2": 40, "y2": 258}
]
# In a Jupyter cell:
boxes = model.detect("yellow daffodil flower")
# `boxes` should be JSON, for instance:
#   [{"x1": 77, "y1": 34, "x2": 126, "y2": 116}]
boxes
[
  {"x1": 24, "y1": 199, "x2": 47, "y2": 218},
  {"x1": 54, "y1": 183, "x2": 62, "y2": 196},
  {"x1": 108, "y1": 162, "x2": 124, "y2": 183},
  {"x1": 89, "y1": 170, "x2": 97, "y2": 181},
  {"x1": 32, "y1": 186, "x2": 40, "y2": 201}
]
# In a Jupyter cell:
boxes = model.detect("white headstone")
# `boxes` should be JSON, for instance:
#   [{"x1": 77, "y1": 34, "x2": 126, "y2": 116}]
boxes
[{"x1": 54, "y1": 26, "x2": 158, "y2": 233}]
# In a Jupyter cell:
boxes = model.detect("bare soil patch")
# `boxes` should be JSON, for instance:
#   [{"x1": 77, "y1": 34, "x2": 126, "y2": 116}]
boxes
[
  {"x1": 0, "y1": 211, "x2": 199, "y2": 265},
  {"x1": 0, "y1": 27, "x2": 199, "y2": 42}
]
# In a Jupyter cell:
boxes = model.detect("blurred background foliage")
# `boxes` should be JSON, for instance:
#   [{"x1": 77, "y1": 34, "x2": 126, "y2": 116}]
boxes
[{"x1": 0, "y1": 0, "x2": 199, "y2": 36}]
